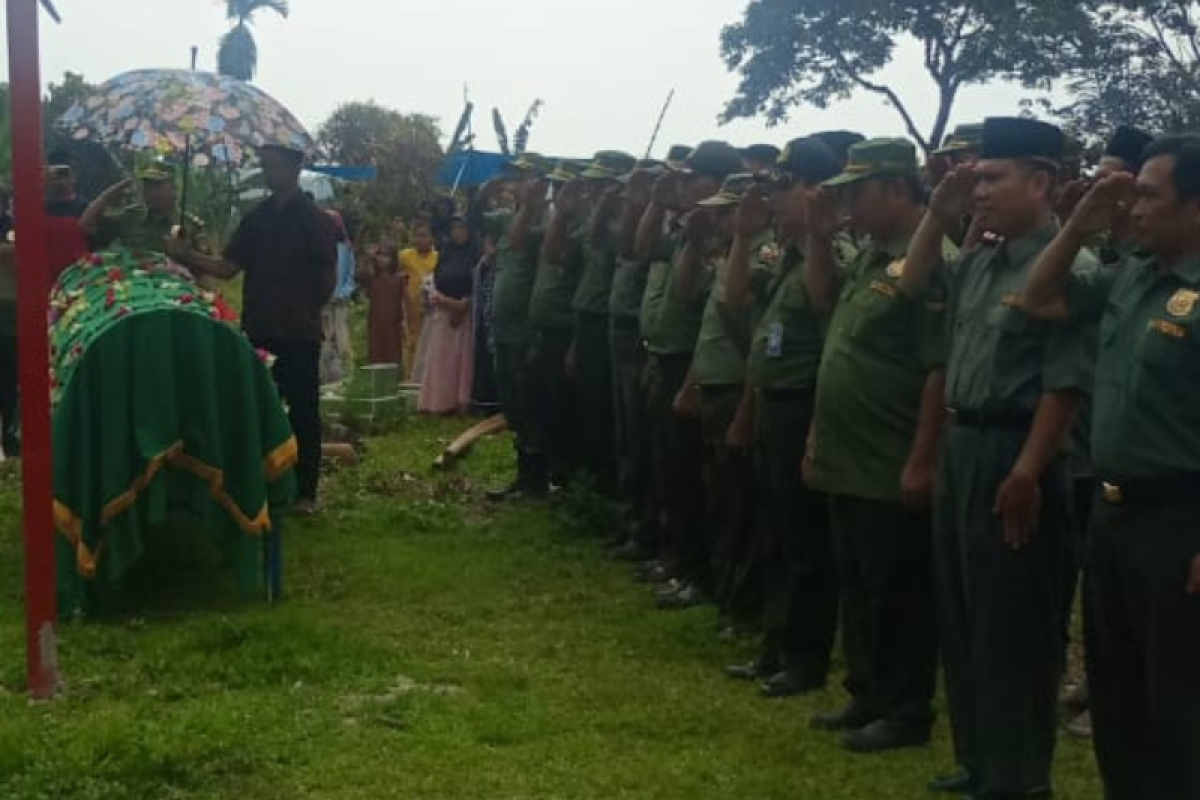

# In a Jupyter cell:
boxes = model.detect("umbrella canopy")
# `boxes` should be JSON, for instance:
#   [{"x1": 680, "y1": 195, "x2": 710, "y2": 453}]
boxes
[
  {"x1": 58, "y1": 69, "x2": 317, "y2": 167},
  {"x1": 438, "y1": 150, "x2": 510, "y2": 188}
]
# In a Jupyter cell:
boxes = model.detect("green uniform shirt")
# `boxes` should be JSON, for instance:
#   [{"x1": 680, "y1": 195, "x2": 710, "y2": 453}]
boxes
[
  {"x1": 611, "y1": 256, "x2": 650, "y2": 320},
  {"x1": 489, "y1": 210, "x2": 545, "y2": 344},
  {"x1": 692, "y1": 250, "x2": 760, "y2": 387},
  {"x1": 640, "y1": 260, "x2": 671, "y2": 340},
  {"x1": 572, "y1": 227, "x2": 619, "y2": 315},
  {"x1": 748, "y1": 247, "x2": 826, "y2": 391},
  {"x1": 98, "y1": 205, "x2": 209, "y2": 255},
  {"x1": 812, "y1": 234, "x2": 954, "y2": 504},
  {"x1": 528, "y1": 224, "x2": 585, "y2": 330},
  {"x1": 648, "y1": 247, "x2": 714, "y2": 357},
  {"x1": 1066, "y1": 252, "x2": 1200, "y2": 478},
  {"x1": 945, "y1": 225, "x2": 1095, "y2": 417}
]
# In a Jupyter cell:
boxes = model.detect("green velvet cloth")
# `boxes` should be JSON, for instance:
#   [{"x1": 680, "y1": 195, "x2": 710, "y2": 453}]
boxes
[{"x1": 50, "y1": 251, "x2": 296, "y2": 614}]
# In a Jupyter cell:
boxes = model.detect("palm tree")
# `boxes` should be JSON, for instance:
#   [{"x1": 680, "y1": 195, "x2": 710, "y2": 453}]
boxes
[{"x1": 217, "y1": 0, "x2": 289, "y2": 82}]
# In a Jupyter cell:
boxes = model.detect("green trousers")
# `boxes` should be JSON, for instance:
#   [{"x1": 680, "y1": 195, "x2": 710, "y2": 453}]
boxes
[
  {"x1": 829, "y1": 494, "x2": 937, "y2": 728},
  {"x1": 935, "y1": 424, "x2": 1072, "y2": 796},
  {"x1": 700, "y1": 385, "x2": 757, "y2": 621},
  {"x1": 574, "y1": 312, "x2": 617, "y2": 495},
  {"x1": 610, "y1": 319, "x2": 654, "y2": 546},
  {"x1": 1086, "y1": 494, "x2": 1200, "y2": 800},
  {"x1": 528, "y1": 327, "x2": 579, "y2": 484},
  {"x1": 757, "y1": 390, "x2": 836, "y2": 682},
  {"x1": 494, "y1": 337, "x2": 547, "y2": 490},
  {"x1": 651, "y1": 353, "x2": 706, "y2": 583}
]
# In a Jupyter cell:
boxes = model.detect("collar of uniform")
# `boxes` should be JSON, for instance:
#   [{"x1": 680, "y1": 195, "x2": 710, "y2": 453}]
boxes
[
  {"x1": 1171, "y1": 252, "x2": 1200, "y2": 284},
  {"x1": 870, "y1": 231, "x2": 912, "y2": 261},
  {"x1": 1000, "y1": 223, "x2": 1059, "y2": 268}
]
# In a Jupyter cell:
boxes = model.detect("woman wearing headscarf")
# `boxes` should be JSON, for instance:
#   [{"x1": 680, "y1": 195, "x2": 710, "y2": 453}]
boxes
[{"x1": 415, "y1": 217, "x2": 480, "y2": 415}]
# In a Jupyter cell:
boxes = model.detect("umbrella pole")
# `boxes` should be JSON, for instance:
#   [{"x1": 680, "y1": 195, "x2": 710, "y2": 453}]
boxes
[
  {"x1": 8, "y1": 0, "x2": 60, "y2": 700},
  {"x1": 177, "y1": 46, "x2": 199, "y2": 233}
]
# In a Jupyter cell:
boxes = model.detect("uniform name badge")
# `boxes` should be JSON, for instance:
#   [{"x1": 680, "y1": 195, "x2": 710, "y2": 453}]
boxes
[{"x1": 766, "y1": 322, "x2": 784, "y2": 358}]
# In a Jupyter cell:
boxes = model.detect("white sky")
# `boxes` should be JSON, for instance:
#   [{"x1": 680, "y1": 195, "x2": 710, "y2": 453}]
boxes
[{"x1": 3, "y1": 0, "x2": 1041, "y2": 158}]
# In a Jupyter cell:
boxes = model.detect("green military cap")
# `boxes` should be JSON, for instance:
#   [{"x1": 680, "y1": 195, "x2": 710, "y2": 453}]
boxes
[
  {"x1": 979, "y1": 117, "x2": 1065, "y2": 165},
  {"x1": 665, "y1": 145, "x2": 693, "y2": 172},
  {"x1": 547, "y1": 160, "x2": 583, "y2": 184},
  {"x1": 507, "y1": 152, "x2": 550, "y2": 174},
  {"x1": 685, "y1": 140, "x2": 745, "y2": 181},
  {"x1": 823, "y1": 138, "x2": 919, "y2": 187},
  {"x1": 581, "y1": 150, "x2": 638, "y2": 180},
  {"x1": 695, "y1": 173, "x2": 760, "y2": 208},
  {"x1": 811, "y1": 130, "x2": 866, "y2": 162},
  {"x1": 137, "y1": 161, "x2": 175, "y2": 183},
  {"x1": 933, "y1": 123, "x2": 985, "y2": 156}
]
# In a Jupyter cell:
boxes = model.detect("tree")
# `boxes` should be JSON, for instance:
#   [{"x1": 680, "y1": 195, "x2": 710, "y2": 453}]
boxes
[
  {"x1": 720, "y1": 0, "x2": 1099, "y2": 152},
  {"x1": 1051, "y1": 2, "x2": 1200, "y2": 139},
  {"x1": 316, "y1": 101, "x2": 444, "y2": 227},
  {"x1": 217, "y1": 0, "x2": 289, "y2": 82}
]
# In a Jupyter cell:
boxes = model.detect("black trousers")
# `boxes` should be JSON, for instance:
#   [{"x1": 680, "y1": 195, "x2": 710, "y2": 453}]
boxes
[
  {"x1": 528, "y1": 327, "x2": 579, "y2": 484},
  {"x1": 935, "y1": 425, "x2": 1072, "y2": 796},
  {"x1": 757, "y1": 390, "x2": 836, "y2": 682},
  {"x1": 611, "y1": 321, "x2": 654, "y2": 540},
  {"x1": 1086, "y1": 494, "x2": 1200, "y2": 800},
  {"x1": 830, "y1": 494, "x2": 937, "y2": 729},
  {"x1": 652, "y1": 353, "x2": 706, "y2": 584},
  {"x1": 0, "y1": 334, "x2": 17, "y2": 454},
  {"x1": 256, "y1": 338, "x2": 321, "y2": 502},
  {"x1": 574, "y1": 312, "x2": 617, "y2": 494},
  {"x1": 701, "y1": 385, "x2": 759, "y2": 622}
]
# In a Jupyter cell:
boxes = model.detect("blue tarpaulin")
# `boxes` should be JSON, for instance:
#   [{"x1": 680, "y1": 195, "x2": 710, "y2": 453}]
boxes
[
  {"x1": 308, "y1": 164, "x2": 378, "y2": 182},
  {"x1": 438, "y1": 150, "x2": 510, "y2": 188}
]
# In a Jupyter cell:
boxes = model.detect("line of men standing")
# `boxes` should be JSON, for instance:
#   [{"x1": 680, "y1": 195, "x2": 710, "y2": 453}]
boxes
[{"x1": 477, "y1": 117, "x2": 1200, "y2": 800}]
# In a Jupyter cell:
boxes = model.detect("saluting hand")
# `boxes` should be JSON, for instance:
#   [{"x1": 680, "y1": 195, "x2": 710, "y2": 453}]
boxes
[
  {"x1": 651, "y1": 171, "x2": 684, "y2": 208},
  {"x1": 929, "y1": 164, "x2": 978, "y2": 223},
  {"x1": 556, "y1": 179, "x2": 588, "y2": 218},
  {"x1": 804, "y1": 186, "x2": 845, "y2": 241},
  {"x1": 625, "y1": 169, "x2": 657, "y2": 207},
  {"x1": 1066, "y1": 173, "x2": 1138, "y2": 236},
  {"x1": 683, "y1": 208, "x2": 716, "y2": 243},
  {"x1": 994, "y1": 468, "x2": 1041, "y2": 551},
  {"x1": 736, "y1": 187, "x2": 773, "y2": 237},
  {"x1": 521, "y1": 177, "x2": 550, "y2": 210}
]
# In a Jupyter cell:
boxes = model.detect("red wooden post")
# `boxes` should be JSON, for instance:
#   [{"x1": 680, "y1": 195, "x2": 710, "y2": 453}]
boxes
[{"x1": 7, "y1": 0, "x2": 60, "y2": 698}]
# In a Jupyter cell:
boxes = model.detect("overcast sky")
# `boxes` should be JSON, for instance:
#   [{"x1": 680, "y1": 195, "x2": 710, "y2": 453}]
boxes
[{"x1": 4, "y1": 0, "x2": 1040, "y2": 158}]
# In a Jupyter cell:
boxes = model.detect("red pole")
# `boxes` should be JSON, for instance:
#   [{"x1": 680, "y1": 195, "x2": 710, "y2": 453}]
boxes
[{"x1": 6, "y1": 0, "x2": 60, "y2": 699}]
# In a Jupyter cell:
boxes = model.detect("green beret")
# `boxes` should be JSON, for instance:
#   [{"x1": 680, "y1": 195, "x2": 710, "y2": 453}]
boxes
[{"x1": 824, "y1": 138, "x2": 919, "y2": 187}]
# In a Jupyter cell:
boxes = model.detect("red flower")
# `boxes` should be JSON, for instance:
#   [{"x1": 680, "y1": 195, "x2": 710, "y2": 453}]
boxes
[
  {"x1": 107, "y1": 267, "x2": 124, "y2": 282},
  {"x1": 179, "y1": 293, "x2": 195, "y2": 305}
]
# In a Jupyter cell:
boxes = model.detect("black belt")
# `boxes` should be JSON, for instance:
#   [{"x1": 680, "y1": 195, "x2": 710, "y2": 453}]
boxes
[
  {"x1": 1098, "y1": 475, "x2": 1200, "y2": 506},
  {"x1": 946, "y1": 407, "x2": 1034, "y2": 431}
]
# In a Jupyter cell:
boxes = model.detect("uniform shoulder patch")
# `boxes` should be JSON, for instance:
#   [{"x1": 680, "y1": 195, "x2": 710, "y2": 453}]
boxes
[
  {"x1": 885, "y1": 258, "x2": 905, "y2": 279},
  {"x1": 1166, "y1": 289, "x2": 1199, "y2": 317}
]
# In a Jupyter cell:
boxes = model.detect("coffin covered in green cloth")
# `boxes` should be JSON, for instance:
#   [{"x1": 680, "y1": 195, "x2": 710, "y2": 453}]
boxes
[{"x1": 50, "y1": 249, "x2": 297, "y2": 614}]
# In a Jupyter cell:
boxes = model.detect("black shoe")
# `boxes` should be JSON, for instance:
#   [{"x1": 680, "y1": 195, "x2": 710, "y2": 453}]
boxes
[
  {"x1": 760, "y1": 671, "x2": 824, "y2": 699},
  {"x1": 725, "y1": 657, "x2": 778, "y2": 682},
  {"x1": 657, "y1": 584, "x2": 707, "y2": 610},
  {"x1": 961, "y1": 791, "x2": 1052, "y2": 800},
  {"x1": 927, "y1": 768, "x2": 976, "y2": 794},
  {"x1": 810, "y1": 703, "x2": 878, "y2": 732},
  {"x1": 840, "y1": 719, "x2": 930, "y2": 753}
]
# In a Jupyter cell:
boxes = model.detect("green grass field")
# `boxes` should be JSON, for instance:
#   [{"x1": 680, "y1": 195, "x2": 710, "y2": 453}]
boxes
[{"x1": 0, "y1": 416, "x2": 1104, "y2": 800}]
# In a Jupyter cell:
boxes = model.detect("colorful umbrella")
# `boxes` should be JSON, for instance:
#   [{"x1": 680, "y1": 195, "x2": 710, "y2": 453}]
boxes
[{"x1": 57, "y1": 69, "x2": 317, "y2": 166}]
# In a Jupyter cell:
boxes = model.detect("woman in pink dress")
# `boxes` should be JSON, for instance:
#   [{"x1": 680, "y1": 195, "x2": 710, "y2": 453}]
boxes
[{"x1": 416, "y1": 218, "x2": 479, "y2": 415}]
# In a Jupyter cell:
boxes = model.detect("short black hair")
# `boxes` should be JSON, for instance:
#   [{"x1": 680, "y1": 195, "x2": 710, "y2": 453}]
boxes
[{"x1": 1142, "y1": 134, "x2": 1200, "y2": 203}]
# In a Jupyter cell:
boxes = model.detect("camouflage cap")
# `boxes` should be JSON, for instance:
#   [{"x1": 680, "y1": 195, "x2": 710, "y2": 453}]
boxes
[
  {"x1": 823, "y1": 138, "x2": 919, "y2": 187},
  {"x1": 581, "y1": 150, "x2": 638, "y2": 180},
  {"x1": 933, "y1": 123, "x2": 985, "y2": 156},
  {"x1": 507, "y1": 152, "x2": 550, "y2": 174},
  {"x1": 696, "y1": 173, "x2": 760, "y2": 208},
  {"x1": 137, "y1": 161, "x2": 175, "y2": 183},
  {"x1": 547, "y1": 160, "x2": 583, "y2": 184},
  {"x1": 664, "y1": 144, "x2": 694, "y2": 172}
]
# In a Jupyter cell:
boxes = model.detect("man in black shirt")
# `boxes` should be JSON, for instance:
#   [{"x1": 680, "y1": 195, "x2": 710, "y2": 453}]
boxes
[{"x1": 168, "y1": 144, "x2": 337, "y2": 514}]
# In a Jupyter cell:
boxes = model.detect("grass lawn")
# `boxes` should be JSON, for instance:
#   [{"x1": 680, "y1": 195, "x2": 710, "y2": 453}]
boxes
[{"x1": 0, "y1": 415, "x2": 1104, "y2": 800}]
